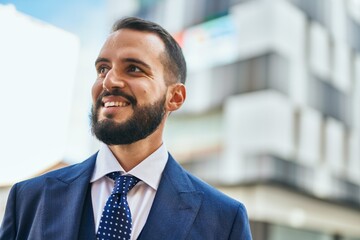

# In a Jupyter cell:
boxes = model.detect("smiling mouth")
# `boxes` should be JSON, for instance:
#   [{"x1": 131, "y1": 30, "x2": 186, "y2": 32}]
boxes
[{"x1": 104, "y1": 101, "x2": 130, "y2": 108}]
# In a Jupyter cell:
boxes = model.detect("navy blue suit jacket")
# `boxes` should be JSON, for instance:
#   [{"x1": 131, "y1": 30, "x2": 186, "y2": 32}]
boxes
[{"x1": 0, "y1": 153, "x2": 252, "y2": 239}]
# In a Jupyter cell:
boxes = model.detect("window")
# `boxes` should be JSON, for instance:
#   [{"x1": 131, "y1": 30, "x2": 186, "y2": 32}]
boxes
[
  {"x1": 207, "y1": 53, "x2": 289, "y2": 108},
  {"x1": 308, "y1": 76, "x2": 351, "y2": 126},
  {"x1": 347, "y1": 17, "x2": 360, "y2": 52},
  {"x1": 289, "y1": 0, "x2": 329, "y2": 28}
]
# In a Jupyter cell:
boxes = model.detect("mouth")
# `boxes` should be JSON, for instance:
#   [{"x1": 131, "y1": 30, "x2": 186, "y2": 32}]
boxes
[
  {"x1": 99, "y1": 98, "x2": 132, "y2": 119},
  {"x1": 103, "y1": 101, "x2": 130, "y2": 108}
]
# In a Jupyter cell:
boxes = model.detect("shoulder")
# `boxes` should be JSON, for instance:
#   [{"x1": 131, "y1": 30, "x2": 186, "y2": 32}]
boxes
[
  {"x1": 165, "y1": 154, "x2": 244, "y2": 210},
  {"x1": 164, "y1": 155, "x2": 251, "y2": 237},
  {"x1": 186, "y1": 168, "x2": 244, "y2": 208},
  {"x1": 186, "y1": 173, "x2": 250, "y2": 228},
  {"x1": 13, "y1": 153, "x2": 97, "y2": 195}
]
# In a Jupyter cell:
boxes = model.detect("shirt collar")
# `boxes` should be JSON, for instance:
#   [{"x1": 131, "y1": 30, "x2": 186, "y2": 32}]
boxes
[{"x1": 90, "y1": 142, "x2": 168, "y2": 190}]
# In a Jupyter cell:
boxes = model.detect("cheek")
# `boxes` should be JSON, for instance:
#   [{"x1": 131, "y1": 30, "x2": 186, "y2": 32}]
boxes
[
  {"x1": 91, "y1": 80, "x2": 103, "y2": 104},
  {"x1": 141, "y1": 88, "x2": 162, "y2": 103}
]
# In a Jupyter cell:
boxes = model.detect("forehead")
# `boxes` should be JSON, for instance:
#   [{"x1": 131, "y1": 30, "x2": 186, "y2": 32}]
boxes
[{"x1": 99, "y1": 29, "x2": 166, "y2": 59}]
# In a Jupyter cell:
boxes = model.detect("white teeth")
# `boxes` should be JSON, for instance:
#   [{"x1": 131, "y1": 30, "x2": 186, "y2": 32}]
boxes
[{"x1": 104, "y1": 101, "x2": 128, "y2": 107}]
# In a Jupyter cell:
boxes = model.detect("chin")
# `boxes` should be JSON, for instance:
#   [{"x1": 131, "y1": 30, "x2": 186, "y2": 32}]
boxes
[{"x1": 100, "y1": 112, "x2": 129, "y2": 122}]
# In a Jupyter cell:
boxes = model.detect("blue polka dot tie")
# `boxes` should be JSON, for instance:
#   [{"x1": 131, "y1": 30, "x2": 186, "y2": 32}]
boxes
[{"x1": 96, "y1": 172, "x2": 139, "y2": 240}]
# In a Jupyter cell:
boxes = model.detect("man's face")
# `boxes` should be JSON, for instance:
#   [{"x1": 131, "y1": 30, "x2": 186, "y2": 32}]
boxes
[{"x1": 91, "y1": 29, "x2": 169, "y2": 145}]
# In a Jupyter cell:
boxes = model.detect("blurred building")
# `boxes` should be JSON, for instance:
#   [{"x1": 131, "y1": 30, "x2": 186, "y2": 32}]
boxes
[
  {"x1": 127, "y1": 0, "x2": 360, "y2": 239},
  {"x1": 0, "y1": 4, "x2": 79, "y2": 220}
]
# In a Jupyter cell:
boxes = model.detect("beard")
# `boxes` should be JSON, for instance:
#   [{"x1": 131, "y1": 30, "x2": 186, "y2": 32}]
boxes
[{"x1": 91, "y1": 89, "x2": 166, "y2": 145}]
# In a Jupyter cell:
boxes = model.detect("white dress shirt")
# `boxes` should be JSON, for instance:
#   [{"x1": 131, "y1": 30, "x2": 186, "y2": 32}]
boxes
[{"x1": 90, "y1": 143, "x2": 168, "y2": 240}]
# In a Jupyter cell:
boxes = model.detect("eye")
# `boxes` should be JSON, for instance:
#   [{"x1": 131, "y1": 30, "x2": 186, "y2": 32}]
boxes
[
  {"x1": 97, "y1": 66, "x2": 110, "y2": 77},
  {"x1": 128, "y1": 65, "x2": 142, "y2": 73}
]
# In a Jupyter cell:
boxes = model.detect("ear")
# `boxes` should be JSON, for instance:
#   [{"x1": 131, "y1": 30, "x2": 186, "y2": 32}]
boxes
[{"x1": 166, "y1": 83, "x2": 186, "y2": 112}]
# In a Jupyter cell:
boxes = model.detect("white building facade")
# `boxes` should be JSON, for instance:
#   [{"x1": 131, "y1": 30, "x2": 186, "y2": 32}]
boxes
[{"x1": 0, "y1": 4, "x2": 79, "y2": 220}]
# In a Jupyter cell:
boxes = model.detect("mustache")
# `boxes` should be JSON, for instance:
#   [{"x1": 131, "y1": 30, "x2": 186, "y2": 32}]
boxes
[{"x1": 95, "y1": 89, "x2": 137, "y2": 108}]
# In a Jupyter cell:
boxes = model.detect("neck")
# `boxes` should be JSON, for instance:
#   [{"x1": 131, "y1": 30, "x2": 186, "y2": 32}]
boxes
[{"x1": 107, "y1": 129, "x2": 164, "y2": 172}]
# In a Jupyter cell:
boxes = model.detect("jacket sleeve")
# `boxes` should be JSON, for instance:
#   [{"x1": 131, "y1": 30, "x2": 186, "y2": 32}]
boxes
[
  {"x1": 229, "y1": 203, "x2": 252, "y2": 240},
  {"x1": 0, "y1": 184, "x2": 17, "y2": 240}
]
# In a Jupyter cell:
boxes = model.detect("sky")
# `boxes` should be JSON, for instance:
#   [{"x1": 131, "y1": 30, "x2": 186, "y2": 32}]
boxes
[{"x1": 0, "y1": 0, "x2": 106, "y2": 37}]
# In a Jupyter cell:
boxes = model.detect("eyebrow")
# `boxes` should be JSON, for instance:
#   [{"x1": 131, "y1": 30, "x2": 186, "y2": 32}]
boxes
[
  {"x1": 95, "y1": 57, "x2": 110, "y2": 66},
  {"x1": 122, "y1": 58, "x2": 151, "y2": 70},
  {"x1": 94, "y1": 57, "x2": 152, "y2": 71}
]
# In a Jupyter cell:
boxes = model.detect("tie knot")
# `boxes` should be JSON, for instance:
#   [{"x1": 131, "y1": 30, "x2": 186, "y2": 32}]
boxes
[{"x1": 107, "y1": 172, "x2": 139, "y2": 195}]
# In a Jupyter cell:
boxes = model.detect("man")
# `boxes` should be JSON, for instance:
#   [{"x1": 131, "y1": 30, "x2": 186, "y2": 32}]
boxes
[{"x1": 0, "y1": 17, "x2": 252, "y2": 240}]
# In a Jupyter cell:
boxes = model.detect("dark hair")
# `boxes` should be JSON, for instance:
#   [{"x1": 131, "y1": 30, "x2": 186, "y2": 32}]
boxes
[{"x1": 112, "y1": 17, "x2": 187, "y2": 85}]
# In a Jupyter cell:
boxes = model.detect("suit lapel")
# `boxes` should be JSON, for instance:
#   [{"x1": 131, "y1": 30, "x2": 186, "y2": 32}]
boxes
[
  {"x1": 78, "y1": 183, "x2": 96, "y2": 240},
  {"x1": 139, "y1": 155, "x2": 204, "y2": 240},
  {"x1": 43, "y1": 154, "x2": 97, "y2": 240}
]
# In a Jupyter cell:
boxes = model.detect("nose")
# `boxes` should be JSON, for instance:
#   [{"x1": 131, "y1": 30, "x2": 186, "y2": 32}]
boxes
[{"x1": 102, "y1": 68, "x2": 126, "y2": 91}]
